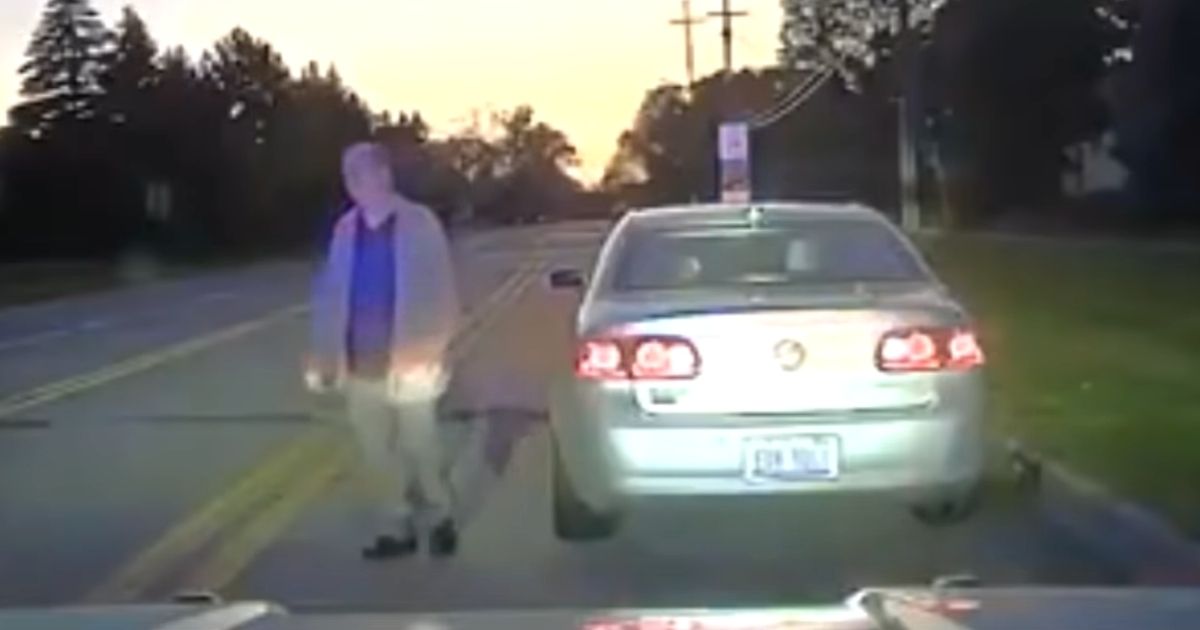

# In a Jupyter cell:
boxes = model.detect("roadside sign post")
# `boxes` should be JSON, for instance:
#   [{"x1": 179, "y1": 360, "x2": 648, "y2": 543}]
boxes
[{"x1": 718, "y1": 121, "x2": 751, "y2": 203}]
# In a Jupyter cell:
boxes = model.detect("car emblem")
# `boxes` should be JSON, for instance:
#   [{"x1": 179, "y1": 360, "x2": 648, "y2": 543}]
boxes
[{"x1": 774, "y1": 340, "x2": 806, "y2": 371}]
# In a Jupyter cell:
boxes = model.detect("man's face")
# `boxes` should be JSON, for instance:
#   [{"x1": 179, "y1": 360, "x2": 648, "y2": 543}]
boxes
[{"x1": 344, "y1": 157, "x2": 394, "y2": 208}]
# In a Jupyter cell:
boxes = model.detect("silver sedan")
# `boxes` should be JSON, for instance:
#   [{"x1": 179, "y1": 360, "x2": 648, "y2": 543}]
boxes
[{"x1": 547, "y1": 202, "x2": 987, "y2": 541}]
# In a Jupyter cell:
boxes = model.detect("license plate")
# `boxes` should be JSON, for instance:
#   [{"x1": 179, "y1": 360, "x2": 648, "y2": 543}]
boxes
[{"x1": 743, "y1": 435, "x2": 839, "y2": 481}]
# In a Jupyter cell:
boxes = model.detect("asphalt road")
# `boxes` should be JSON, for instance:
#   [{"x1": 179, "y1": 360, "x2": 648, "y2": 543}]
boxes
[{"x1": 0, "y1": 221, "x2": 1130, "y2": 612}]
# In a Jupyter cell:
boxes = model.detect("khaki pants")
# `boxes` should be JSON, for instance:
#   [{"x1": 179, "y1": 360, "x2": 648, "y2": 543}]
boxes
[{"x1": 346, "y1": 378, "x2": 451, "y2": 535}]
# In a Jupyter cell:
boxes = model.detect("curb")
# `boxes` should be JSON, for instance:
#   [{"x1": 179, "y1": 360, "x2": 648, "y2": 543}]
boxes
[{"x1": 1008, "y1": 440, "x2": 1200, "y2": 584}]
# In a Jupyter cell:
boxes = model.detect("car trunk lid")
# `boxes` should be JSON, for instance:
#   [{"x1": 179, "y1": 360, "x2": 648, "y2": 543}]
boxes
[{"x1": 585, "y1": 284, "x2": 961, "y2": 416}]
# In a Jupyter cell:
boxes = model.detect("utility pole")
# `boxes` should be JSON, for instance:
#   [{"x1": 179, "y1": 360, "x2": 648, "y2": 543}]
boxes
[
  {"x1": 670, "y1": 0, "x2": 704, "y2": 92},
  {"x1": 708, "y1": 0, "x2": 749, "y2": 203},
  {"x1": 897, "y1": 0, "x2": 922, "y2": 232},
  {"x1": 708, "y1": 0, "x2": 748, "y2": 80}
]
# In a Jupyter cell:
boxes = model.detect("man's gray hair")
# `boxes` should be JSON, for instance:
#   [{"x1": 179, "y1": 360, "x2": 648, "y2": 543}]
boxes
[
  {"x1": 342, "y1": 140, "x2": 426, "y2": 199},
  {"x1": 341, "y1": 142, "x2": 391, "y2": 181}
]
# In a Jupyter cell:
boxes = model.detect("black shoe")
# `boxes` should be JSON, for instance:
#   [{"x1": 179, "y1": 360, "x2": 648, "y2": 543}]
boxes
[
  {"x1": 361, "y1": 535, "x2": 417, "y2": 561},
  {"x1": 429, "y1": 520, "x2": 458, "y2": 557}
]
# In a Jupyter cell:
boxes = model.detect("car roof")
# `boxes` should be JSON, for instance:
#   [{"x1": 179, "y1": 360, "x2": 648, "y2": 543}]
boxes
[{"x1": 623, "y1": 201, "x2": 884, "y2": 229}]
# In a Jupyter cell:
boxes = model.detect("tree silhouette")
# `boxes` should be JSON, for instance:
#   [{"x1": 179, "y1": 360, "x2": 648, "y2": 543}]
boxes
[
  {"x1": 269, "y1": 61, "x2": 372, "y2": 249},
  {"x1": 202, "y1": 28, "x2": 291, "y2": 146},
  {"x1": 928, "y1": 0, "x2": 1113, "y2": 223},
  {"x1": 603, "y1": 69, "x2": 805, "y2": 206},
  {"x1": 492, "y1": 106, "x2": 578, "y2": 175},
  {"x1": 11, "y1": 0, "x2": 111, "y2": 137},
  {"x1": 1, "y1": 6, "x2": 588, "y2": 260},
  {"x1": 482, "y1": 106, "x2": 580, "y2": 223},
  {"x1": 1112, "y1": 0, "x2": 1200, "y2": 221},
  {"x1": 98, "y1": 6, "x2": 158, "y2": 128},
  {"x1": 89, "y1": 6, "x2": 162, "y2": 250},
  {"x1": 779, "y1": 0, "x2": 940, "y2": 83},
  {"x1": 376, "y1": 110, "x2": 430, "y2": 146}
]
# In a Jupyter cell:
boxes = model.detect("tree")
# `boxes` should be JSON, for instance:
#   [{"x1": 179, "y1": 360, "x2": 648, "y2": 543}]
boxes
[
  {"x1": 409, "y1": 140, "x2": 472, "y2": 223},
  {"x1": 487, "y1": 160, "x2": 582, "y2": 224},
  {"x1": 85, "y1": 6, "x2": 163, "y2": 250},
  {"x1": 603, "y1": 69, "x2": 803, "y2": 206},
  {"x1": 3, "y1": 7, "x2": 600, "y2": 258},
  {"x1": 201, "y1": 28, "x2": 291, "y2": 145},
  {"x1": 437, "y1": 133, "x2": 500, "y2": 187},
  {"x1": 755, "y1": 69, "x2": 898, "y2": 207},
  {"x1": 486, "y1": 106, "x2": 581, "y2": 222},
  {"x1": 603, "y1": 84, "x2": 696, "y2": 205},
  {"x1": 268, "y1": 62, "x2": 372, "y2": 248},
  {"x1": 98, "y1": 6, "x2": 158, "y2": 127},
  {"x1": 375, "y1": 110, "x2": 430, "y2": 146},
  {"x1": 194, "y1": 28, "x2": 294, "y2": 249},
  {"x1": 1, "y1": 0, "x2": 142, "y2": 259},
  {"x1": 116, "y1": 46, "x2": 228, "y2": 255},
  {"x1": 780, "y1": 0, "x2": 1141, "y2": 228},
  {"x1": 779, "y1": 0, "x2": 942, "y2": 83},
  {"x1": 491, "y1": 106, "x2": 579, "y2": 176},
  {"x1": 10, "y1": 0, "x2": 111, "y2": 137},
  {"x1": 927, "y1": 0, "x2": 1114, "y2": 224},
  {"x1": 432, "y1": 129, "x2": 502, "y2": 218},
  {"x1": 1112, "y1": 0, "x2": 1200, "y2": 221},
  {"x1": 1096, "y1": 0, "x2": 1139, "y2": 67},
  {"x1": 427, "y1": 106, "x2": 582, "y2": 224}
]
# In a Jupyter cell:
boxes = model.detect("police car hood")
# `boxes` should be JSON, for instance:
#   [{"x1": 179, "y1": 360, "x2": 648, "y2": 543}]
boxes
[{"x1": 8, "y1": 588, "x2": 1200, "y2": 630}]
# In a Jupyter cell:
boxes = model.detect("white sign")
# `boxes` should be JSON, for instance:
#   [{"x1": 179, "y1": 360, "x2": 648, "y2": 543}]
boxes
[
  {"x1": 718, "y1": 122, "x2": 752, "y2": 203},
  {"x1": 720, "y1": 159, "x2": 751, "y2": 203},
  {"x1": 718, "y1": 122, "x2": 749, "y2": 161}
]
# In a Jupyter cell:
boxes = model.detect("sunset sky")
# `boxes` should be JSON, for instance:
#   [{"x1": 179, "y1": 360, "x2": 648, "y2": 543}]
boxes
[{"x1": 0, "y1": 0, "x2": 783, "y2": 182}]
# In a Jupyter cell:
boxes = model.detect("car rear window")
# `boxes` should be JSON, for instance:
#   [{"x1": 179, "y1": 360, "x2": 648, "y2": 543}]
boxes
[{"x1": 611, "y1": 219, "x2": 928, "y2": 291}]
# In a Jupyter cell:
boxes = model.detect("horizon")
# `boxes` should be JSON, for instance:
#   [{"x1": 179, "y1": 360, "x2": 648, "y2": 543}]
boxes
[{"x1": 0, "y1": 0, "x2": 783, "y2": 183}]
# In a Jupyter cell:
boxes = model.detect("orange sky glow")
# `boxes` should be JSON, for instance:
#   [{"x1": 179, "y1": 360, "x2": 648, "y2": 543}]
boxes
[{"x1": 1, "y1": 0, "x2": 783, "y2": 183}]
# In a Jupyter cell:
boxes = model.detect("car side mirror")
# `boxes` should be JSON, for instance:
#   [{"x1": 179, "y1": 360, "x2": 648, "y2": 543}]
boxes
[{"x1": 548, "y1": 268, "x2": 585, "y2": 290}]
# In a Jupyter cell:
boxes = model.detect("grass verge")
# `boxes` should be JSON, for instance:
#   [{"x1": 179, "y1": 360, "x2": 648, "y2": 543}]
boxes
[
  {"x1": 921, "y1": 235, "x2": 1200, "y2": 535},
  {"x1": 0, "y1": 262, "x2": 121, "y2": 308}
]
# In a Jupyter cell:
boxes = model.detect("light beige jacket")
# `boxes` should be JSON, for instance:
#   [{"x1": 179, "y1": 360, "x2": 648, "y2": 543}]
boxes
[{"x1": 309, "y1": 200, "x2": 460, "y2": 393}]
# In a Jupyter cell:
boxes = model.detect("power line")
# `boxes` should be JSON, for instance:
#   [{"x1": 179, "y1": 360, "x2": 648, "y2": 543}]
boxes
[
  {"x1": 747, "y1": 71, "x2": 824, "y2": 127},
  {"x1": 748, "y1": 69, "x2": 832, "y2": 129},
  {"x1": 745, "y1": 44, "x2": 854, "y2": 129},
  {"x1": 752, "y1": 71, "x2": 831, "y2": 129},
  {"x1": 669, "y1": 0, "x2": 705, "y2": 91}
]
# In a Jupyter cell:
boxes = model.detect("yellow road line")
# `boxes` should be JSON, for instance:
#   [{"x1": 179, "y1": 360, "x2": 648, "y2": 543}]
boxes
[
  {"x1": 85, "y1": 247, "x2": 546, "y2": 602},
  {"x1": 453, "y1": 261, "x2": 535, "y2": 341},
  {"x1": 177, "y1": 442, "x2": 352, "y2": 591},
  {"x1": 83, "y1": 429, "x2": 334, "y2": 602},
  {"x1": 0, "y1": 305, "x2": 308, "y2": 419},
  {"x1": 448, "y1": 261, "x2": 545, "y2": 361}
]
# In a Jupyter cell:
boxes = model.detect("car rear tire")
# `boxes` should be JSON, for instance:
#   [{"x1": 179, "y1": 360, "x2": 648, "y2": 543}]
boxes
[
  {"x1": 552, "y1": 439, "x2": 619, "y2": 541},
  {"x1": 910, "y1": 484, "x2": 982, "y2": 527}
]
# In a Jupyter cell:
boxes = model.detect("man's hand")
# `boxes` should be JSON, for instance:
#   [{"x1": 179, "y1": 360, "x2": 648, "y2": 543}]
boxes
[
  {"x1": 304, "y1": 369, "x2": 339, "y2": 394},
  {"x1": 387, "y1": 362, "x2": 448, "y2": 403},
  {"x1": 303, "y1": 357, "x2": 343, "y2": 395}
]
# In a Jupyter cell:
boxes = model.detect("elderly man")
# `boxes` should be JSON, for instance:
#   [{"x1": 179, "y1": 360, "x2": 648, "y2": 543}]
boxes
[{"x1": 307, "y1": 142, "x2": 461, "y2": 559}]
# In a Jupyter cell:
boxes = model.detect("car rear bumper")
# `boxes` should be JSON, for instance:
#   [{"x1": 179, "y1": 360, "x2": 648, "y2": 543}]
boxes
[
  {"x1": 609, "y1": 410, "x2": 984, "y2": 494},
  {"x1": 608, "y1": 413, "x2": 983, "y2": 499},
  {"x1": 550, "y1": 371, "x2": 986, "y2": 511}
]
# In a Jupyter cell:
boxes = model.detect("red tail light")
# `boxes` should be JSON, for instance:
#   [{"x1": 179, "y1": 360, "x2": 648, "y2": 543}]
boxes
[
  {"x1": 946, "y1": 329, "x2": 985, "y2": 369},
  {"x1": 576, "y1": 336, "x2": 700, "y2": 380},
  {"x1": 876, "y1": 327, "x2": 984, "y2": 372},
  {"x1": 577, "y1": 340, "x2": 626, "y2": 379}
]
